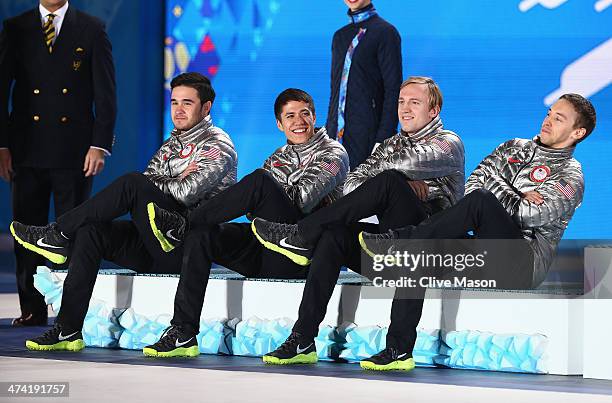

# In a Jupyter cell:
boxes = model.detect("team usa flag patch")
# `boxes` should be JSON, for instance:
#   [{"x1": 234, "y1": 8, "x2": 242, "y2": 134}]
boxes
[
  {"x1": 201, "y1": 146, "x2": 220, "y2": 160},
  {"x1": 431, "y1": 138, "x2": 452, "y2": 153},
  {"x1": 555, "y1": 179, "x2": 576, "y2": 199},
  {"x1": 321, "y1": 160, "x2": 340, "y2": 176}
]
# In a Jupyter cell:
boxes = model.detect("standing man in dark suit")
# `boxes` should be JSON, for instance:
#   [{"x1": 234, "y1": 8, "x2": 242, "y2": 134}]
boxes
[
  {"x1": 0, "y1": 0, "x2": 116, "y2": 326},
  {"x1": 327, "y1": 0, "x2": 402, "y2": 169}
]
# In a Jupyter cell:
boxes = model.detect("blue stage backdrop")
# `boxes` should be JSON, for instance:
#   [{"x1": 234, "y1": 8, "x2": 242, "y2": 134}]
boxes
[{"x1": 164, "y1": 0, "x2": 611, "y2": 239}]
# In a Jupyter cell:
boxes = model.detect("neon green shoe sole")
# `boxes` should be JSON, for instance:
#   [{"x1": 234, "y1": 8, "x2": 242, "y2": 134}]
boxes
[
  {"x1": 262, "y1": 351, "x2": 318, "y2": 365},
  {"x1": 147, "y1": 202, "x2": 174, "y2": 253},
  {"x1": 360, "y1": 357, "x2": 416, "y2": 371},
  {"x1": 251, "y1": 221, "x2": 310, "y2": 266},
  {"x1": 358, "y1": 231, "x2": 377, "y2": 259},
  {"x1": 25, "y1": 339, "x2": 85, "y2": 352},
  {"x1": 10, "y1": 222, "x2": 67, "y2": 265},
  {"x1": 142, "y1": 345, "x2": 199, "y2": 358}
]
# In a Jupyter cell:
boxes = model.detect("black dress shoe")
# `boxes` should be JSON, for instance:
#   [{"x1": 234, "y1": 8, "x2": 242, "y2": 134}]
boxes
[{"x1": 12, "y1": 312, "x2": 48, "y2": 327}]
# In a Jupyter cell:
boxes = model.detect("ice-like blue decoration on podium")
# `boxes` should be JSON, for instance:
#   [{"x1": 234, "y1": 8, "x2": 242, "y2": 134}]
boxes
[
  {"x1": 340, "y1": 324, "x2": 386, "y2": 362},
  {"x1": 33, "y1": 266, "x2": 63, "y2": 312},
  {"x1": 118, "y1": 309, "x2": 171, "y2": 349},
  {"x1": 82, "y1": 300, "x2": 123, "y2": 348},
  {"x1": 231, "y1": 317, "x2": 294, "y2": 357},
  {"x1": 118, "y1": 308, "x2": 228, "y2": 353},
  {"x1": 230, "y1": 318, "x2": 338, "y2": 359},
  {"x1": 438, "y1": 330, "x2": 548, "y2": 373},
  {"x1": 413, "y1": 328, "x2": 442, "y2": 366},
  {"x1": 32, "y1": 267, "x2": 549, "y2": 373},
  {"x1": 196, "y1": 319, "x2": 226, "y2": 354},
  {"x1": 314, "y1": 326, "x2": 337, "y2": 360}
]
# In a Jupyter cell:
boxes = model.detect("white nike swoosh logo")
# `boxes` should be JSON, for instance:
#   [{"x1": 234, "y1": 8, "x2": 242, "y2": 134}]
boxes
[
  {"x1": 58, "y1": 331, "x2": 78, "y2": 341},
  {"x1": 36, "y1": 238, "x2": 63, "y2": 249},
  {"x1": 296, "y1": 343, "x2": 313, "y2": 354},
  {"x1": 279, "y1": 237, "x2": 308, "y2": 251},
  {"x1": 165, "y1": 229, "x2": 179, "y2": 242},
  {"x1": 175, "y1": 337, "x2": 194, "y2": 348},
  {"x1": 397, "y1": 352, "x2": 408, "y2": 359}
]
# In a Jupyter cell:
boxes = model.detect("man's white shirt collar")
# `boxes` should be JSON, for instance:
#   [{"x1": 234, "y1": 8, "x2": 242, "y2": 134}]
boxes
[{"x1": 39, "y1": 1, "x2": 69, "y2": 35}]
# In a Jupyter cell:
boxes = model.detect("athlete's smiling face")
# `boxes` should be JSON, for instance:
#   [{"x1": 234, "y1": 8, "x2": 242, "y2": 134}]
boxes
[
  {"x1": 397, "y1": 84, "x2": 439, "y2": 134},
  {"x1": 276, "y1": 101, "x2": 316, "y2": 145}
]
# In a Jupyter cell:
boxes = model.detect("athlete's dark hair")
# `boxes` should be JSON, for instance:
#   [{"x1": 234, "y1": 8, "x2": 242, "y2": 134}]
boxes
[
  {"x1": 170, "y1": 72, "x2": 215, "y2": 105},
  {"x1": 274, "y1": 88, "x2": 315, "y2": 120},
  {"x1": 559, "y1": 93, "x2": 596, "y2": 143}
]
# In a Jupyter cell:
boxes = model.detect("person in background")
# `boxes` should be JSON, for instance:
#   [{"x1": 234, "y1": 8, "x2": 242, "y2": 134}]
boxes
[
  {"x1": 326, "y1": 0, "x2": 402, "y2": 169},
  {"x1": 0, "y1": 0, "x2": 117, "y2": 326}
]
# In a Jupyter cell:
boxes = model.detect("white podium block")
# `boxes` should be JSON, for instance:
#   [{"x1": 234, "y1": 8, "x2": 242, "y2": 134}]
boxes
[{"x1": 583, "y1": 246, "x2": 612, "y2": 380}]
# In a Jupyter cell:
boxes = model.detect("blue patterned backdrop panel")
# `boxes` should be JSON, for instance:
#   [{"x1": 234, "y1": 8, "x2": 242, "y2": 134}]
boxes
[{"x1": 163, "y1": 0, "x2": 611, "y2": 238}]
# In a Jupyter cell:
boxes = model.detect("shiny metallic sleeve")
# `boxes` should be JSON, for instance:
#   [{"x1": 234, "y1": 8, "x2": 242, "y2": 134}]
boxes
[
  {"x1": 384, "y1": 132, "x2": 464, "y2": 180},
  {"x1": 288, "y1": 146, "x2": 349, "y2": 213},
  {"x1": 465, "y1": 141, "x2": 523, "y2": 213},
  {"x1": 344, "y1": 132, "x2": 463, "y2": 195},
  {"x1": 142, "y1": 141, "x2": 169, "y2": 182},
  {"x1": 515, "y1": 163, "x2": 584, "y2": 229},
  {"x1": 261, "y1": 153, "x2": 285, "y2": 184},
  {"x1": 144, "y1": 138, "x2": 237, "y2": 207},
  {"x1": 343, "y1": 140, "x2": 389, "y2": 195}
]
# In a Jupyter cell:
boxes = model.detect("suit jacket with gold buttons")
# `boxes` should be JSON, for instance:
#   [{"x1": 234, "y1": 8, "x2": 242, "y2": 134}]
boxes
[{"x1": 0, "y1": 6, "x2": 116, "y2": 169}]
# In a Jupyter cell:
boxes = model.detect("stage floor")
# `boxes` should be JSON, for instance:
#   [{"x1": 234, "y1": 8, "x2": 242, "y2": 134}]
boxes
[
  {"x1": 1, "y1": 248, "x2": 612, "y2": 402},
  {"x1": 2, "y1": 308, "x2": 612, "y2": 402}
]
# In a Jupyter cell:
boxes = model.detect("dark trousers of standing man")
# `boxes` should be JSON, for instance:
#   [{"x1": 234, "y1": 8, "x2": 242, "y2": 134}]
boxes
[
  {"x1": 282, "y1": 170, "x2": 429, "y2": 353},
  {"x1": 51, "y1": 172, "x2": 185, "y2": 331},
  {"x1": 12, "y1": 167, "x2": 92, "y2": 319},
  {"x1": 171, "y1": 169, "x2": 309, "y2": 335}
]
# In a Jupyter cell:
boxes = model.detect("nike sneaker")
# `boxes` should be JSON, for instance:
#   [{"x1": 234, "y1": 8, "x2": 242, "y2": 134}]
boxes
[
  {"x1": 146, "y1": 202, "x2": 186, "y2": 252},
  {"x1": 263, "y1": 331, "x2": 317, "y2": 365},
  {"x1": 10, "y1": 222, "x2": 70, "y2": 264},
  {"x1": 26, "y1": 323, "x2": 85, "y2": 351},
  {"x1": 360, "y1": 347, "x2": 415, "y2": 371},
  {"x1": 358, "y1": 229, "x2": 402, "y2": 258},
  {"x1": 251, "y1": 218, "x2": 312, "y2": 266},
  {"x1": 143, "y1": 325, "x2": 199, "y2": 358}
]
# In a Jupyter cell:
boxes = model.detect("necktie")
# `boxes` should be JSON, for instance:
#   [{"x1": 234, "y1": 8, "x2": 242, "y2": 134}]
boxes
[
  {"x1": 42, "y1": 14, "x2": 56, "y2": 53},
  {"x1": 336, "y1": 28, "x2": 367, "y2": 143}
]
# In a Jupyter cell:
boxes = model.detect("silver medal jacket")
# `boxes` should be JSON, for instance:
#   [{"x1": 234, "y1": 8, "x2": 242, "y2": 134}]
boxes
[
  {"x1": 143, "y1": 116, "x2": 237, "y2": 208},
  {"x1": 465, "y1": 138, "x2": 584, "y2": 286},
  {"x1": 262, "y1": 127, "x2": 350, "y2": 214},
  {"x1": 344, "y1": 116, "x2": 465, "y2": 213}
]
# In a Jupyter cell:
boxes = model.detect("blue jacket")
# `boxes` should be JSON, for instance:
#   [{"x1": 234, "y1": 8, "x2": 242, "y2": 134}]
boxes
[{"x1": 326, "y1": 5, "x2": 402, "y2": 169}]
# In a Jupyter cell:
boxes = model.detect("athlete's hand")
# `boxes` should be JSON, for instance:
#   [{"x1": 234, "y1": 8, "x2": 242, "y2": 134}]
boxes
[
  {"x1": 180, "y1": 161, "x2": 199, "y2": 179},
  {"x1": 0, "y1": 148, "x2": 12, "y2": 182},
  {"x1": 83, "y1": 148, "x2": 106, "y2": 177},
  {"x1": 522, "y1": 190, "x2": 544, "y2": 205},
  {"x1": 408, "y1": 180, "x2": 429, "y2": 201}
]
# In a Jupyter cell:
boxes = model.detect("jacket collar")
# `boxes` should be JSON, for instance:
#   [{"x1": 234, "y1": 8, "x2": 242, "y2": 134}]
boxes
[
  {"x1": 171, "y1": 115, "x2": 213, "y2": 142},
  {"x1": 287, "y1": 127, "x2": 328, "y2": 153},
  {"x1": 348, "y1": 3, "x2": 377, "y2": 24},
  {"x1": 533, "y1": 137, "x2": 575, "y2": 160},
  {"x1": 401, "y1": 115, "x2": 444, "y2": 143}
]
